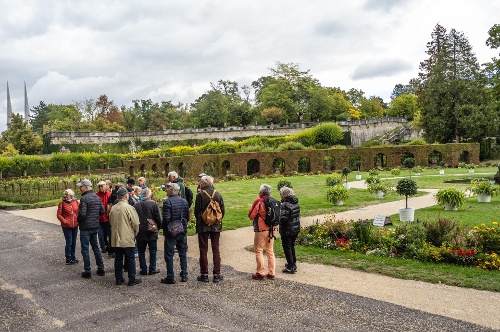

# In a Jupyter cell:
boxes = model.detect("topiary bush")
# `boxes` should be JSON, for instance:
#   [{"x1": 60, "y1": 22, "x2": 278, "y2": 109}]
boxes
[
  {"x1": 326, "y1": 173, "x2": 343, "y2": 187},
  {"x1": 277, "y1": 180, "x2": 292, "y2": 191}
]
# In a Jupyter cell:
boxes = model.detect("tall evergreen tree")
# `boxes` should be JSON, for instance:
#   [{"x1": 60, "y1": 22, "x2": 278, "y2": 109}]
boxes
[
  {"x1": 29, "y1": 101, "x2": 50, "y2": 134},
  {"x1": 419, "y1": 24, "x2": 489, "y2": 143}
]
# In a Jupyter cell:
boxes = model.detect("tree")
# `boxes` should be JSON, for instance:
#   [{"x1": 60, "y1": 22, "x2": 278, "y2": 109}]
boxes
[
  {"x1": 388, "y1": 94, "x2": 420, "y2": 119},
  {"x1": 484, "y1": 24, "x2": 500, "y2": 122},
  {"x1": 359, "y1": 96, "x2": 385, "y2": 118},
  {"x1": 29, "y1": 101, "x2": 50, "y2": 134},
  {"x1": 2, "y1": 114, "x2": 43, "y2": 155},
  {"x1": 261, "y1": 107, "x2": 286, "y2": 124},
  {"x1": 419, "y1": 24, "x2": 489, "y2": 143}
]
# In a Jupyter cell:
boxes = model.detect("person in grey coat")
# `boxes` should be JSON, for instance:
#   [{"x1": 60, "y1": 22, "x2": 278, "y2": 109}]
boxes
[
  {"x1": 77, "y1": 179, "x2": 105, "y2": 279},
  {"x1": 279, "y1": 187, "x2": 300, "y2": 274}
]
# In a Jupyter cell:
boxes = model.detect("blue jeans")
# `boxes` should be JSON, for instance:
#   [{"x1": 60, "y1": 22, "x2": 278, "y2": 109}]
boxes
[
  {"x1": 114, "y1": 247, "x2": 136, "y2": 283},
  {"x1": 164, "y1": 233, "x2": 188, "y2": 279},
  {"x1": 62, "y1": 227, "x2": 78, "y2": 262},
  {"x1": 137, "y1": 239, "x2": 158, "y2": 273},
  {"x1": 80, "y1": 229, "x2": 104, "y2": 273}
]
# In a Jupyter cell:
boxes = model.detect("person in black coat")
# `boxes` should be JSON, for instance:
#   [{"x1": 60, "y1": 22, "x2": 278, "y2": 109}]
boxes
[
  {"x1": 279, "y1": 186, "x2": 300, "y2": 274},
  {"x1": 134, "y1": 188, "x2": 162, "y2": 276}
]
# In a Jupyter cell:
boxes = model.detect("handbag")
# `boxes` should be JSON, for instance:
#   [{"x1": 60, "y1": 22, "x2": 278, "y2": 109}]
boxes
[
  {"x1": 137, "y1": 201, "x2": 158, "y2": 233},
  {"x1": 147, "y1": 218, "x2": 158, "y2": 233},
  {"x1": 167, "y1": 220, "x2": 185, "y2": 236}
]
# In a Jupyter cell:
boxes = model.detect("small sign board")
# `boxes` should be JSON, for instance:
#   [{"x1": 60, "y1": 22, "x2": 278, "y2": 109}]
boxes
[{"x1": 373, "y1": 215, "x2": 392, "y2": 227}]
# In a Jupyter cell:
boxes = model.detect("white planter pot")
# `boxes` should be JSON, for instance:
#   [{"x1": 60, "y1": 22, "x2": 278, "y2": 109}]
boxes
[
  {"x1": 439, "y1": 170, "x2": 445, "y2": 175},
  {"x1": 334, "y1": 200, "x2": 344, "y2": 206},
  {"x1": 355, "y1": 174, "x2": 362, "y2": 180},
  {"x1": 374, "y1": 190, "x2": 385, "y2": 199},
  {"x1": 343, "y1": 183, "x2": 350, "y2": 189},
  {"x1": 477, "y1": 194, "x2": 491, "y2": 203},
  {"x1": 444, "y1": 203, "x2": 457, "y2": 211},
  {"x1": 415, "y1": 173, "x2": 421, "y2": 176},
  {"x1": 399, "y1": 207, "x2": 415, "y2": 222},
  {"x1": 468, "y1": 169, "x2": 475, "y2": 174}
]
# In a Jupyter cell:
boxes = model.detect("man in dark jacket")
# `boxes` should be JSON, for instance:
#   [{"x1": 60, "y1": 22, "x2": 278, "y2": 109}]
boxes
[
  {"x1": 278, "y1": 186, "x2": 300, "y2": 274},
  {"x1": 161, "y1": 182, "x2": 190, "y2": 284},
  {"x1": 134, "y1": 188, "x2": 162, "y2": 276},
  {"x1": 194, "y1": 175, "x2": 225, "y2": 283},
  {"x1": 77, "y1": 179, "x2": 105, "y2": 279}
]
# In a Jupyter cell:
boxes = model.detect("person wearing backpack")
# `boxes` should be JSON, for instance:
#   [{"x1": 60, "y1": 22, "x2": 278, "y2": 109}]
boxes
[
  {"x1": 194, "y1": 175, "x2": 225, "y2": 283},
  {"x1": 248, "y1": 184, "x2": 277, "y2": 280},
  {"x1": 279, "y1": 186, "x2": 300, "y2": 274}
]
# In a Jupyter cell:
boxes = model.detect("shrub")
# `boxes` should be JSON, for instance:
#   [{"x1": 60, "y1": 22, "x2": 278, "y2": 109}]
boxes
[
  {"x1": 326, "y1": 185, "x2": 349, "y2": 204},
  {"x1": 423, "y1": 218, "x2": 459, "y2": 247},
  {"x1": 326, "y1": 173, "x2": 343, "y2": 187},
  {"x1": 390, "y1": 167, "x2": 401, "y2": 176},
  {"x1": 434, "y1": 188, "x2": 466, "y2": 209},
  {"x1": 276, "y1": 141, "x2": 307, "y2": 151},
  {"x1": 367, "y1": 180, "x2": 391, "y2": 194},
  {"x1": 277, "y1": 180, "x2": 292, "y2": 191},
  {"x1": 406, "y1": 138, "x2": 427, "y2": 145},
  {"x1": 311, "y1": 122, "x2": 344, "y2": 146},
  {"x1": 469, "y1": 179, "x2": 500, "y2": 196}
]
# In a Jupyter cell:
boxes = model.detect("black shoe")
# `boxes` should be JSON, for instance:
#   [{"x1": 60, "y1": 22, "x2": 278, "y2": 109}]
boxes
[
  {"x1": 108, "y1": 253, "x2": 115, "y2": 258},
  {"x1": 71, "y1": 259, "x2": 79, "y2": 264},
  {"x1": 81, "y1": 271, "x2": 92, "y2": 279},
  {"x1": 197, "y1": 275, "x2": 209, "y2": 283},
  {"x1": 139, "y1": 271, "x2": 148, "y2": 276},
  {"x1": 116, "y1": 279, "x2": 125, "y2": 285},
  {"x1": 66, "y1": 260, "x2": 72, "y2": 265},
  {"x1": 213, "y1": 275, "x2": 224, "y2": 283},
  {"x1": 181, "y1": 276, "x2": 188, "y2": 282},
  {"x1": 160, "y1": 278, "x2": 176, "y2": 284},
  {"x1": 101, "y1": 249, "x2": 107, "y2": 253},
  {"x1": 128, "y1": 278, "x2": 142, "y2": 286},
  {"x1": 97, "y1": 270, "x2": 105, "y2": 276},
  {"x1": 148, "y1": 269, "x2": 161, "y2": 275},
  {"x1": 282, "y1": 268, "x2": 295, "y2": 274}
]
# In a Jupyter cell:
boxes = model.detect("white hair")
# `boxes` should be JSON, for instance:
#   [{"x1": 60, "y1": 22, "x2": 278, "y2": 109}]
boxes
[
  {"x1": 280, "y1": 186, "x2": 294, "y2": 198},
  {"x1": 167, "y1": 171, "x2": 178, "y2": 179},
  {"x1": 259, "y1": 184, "x2": 272, "y2": 195}
]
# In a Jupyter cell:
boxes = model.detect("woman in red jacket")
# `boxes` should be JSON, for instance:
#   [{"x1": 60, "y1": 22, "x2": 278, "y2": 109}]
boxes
[{"x1": 57, "y1": 189, "x2": 80, "y2": 265}]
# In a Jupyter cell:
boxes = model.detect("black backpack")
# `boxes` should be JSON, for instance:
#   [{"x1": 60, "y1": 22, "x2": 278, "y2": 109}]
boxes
[{"x1": 262, "y1": 197, "x2": 281, "y2": 227}]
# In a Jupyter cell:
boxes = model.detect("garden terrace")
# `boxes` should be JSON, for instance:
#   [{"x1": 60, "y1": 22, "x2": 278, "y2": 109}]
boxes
[{"x1": 124, "y1": 143, "x2": 479, "y2": 178}]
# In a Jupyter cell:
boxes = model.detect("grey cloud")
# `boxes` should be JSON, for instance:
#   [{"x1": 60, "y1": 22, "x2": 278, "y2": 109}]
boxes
[
  {"x1": 350, "y1": 59, "x2": 413, "y2": 80},
  {"x1": 315, "y1": 20, "x2": 350, "y2": 37},
  {"x1": 363, "y1": 0, "x2": 411, "y2": 12}
]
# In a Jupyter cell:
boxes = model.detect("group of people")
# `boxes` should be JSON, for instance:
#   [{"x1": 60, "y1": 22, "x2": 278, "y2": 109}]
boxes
[{"x1": 57, "y1": 172, "x2": 300, "y2": 286}]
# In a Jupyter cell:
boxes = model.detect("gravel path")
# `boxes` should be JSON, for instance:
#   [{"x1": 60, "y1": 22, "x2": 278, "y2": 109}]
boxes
[{"x1": 7, "y1": 180, "x2": 500, "y2": 330}]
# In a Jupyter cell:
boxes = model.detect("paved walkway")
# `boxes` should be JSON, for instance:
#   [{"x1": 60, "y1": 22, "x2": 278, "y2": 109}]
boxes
[{"x1": 7, "y1": 180, "x2": 500, "y2": 330}]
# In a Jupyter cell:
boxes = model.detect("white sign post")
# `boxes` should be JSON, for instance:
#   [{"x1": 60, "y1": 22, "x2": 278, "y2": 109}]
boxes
[{"x1": 373, "y1": 215, "x2": 391, "y2": 227}]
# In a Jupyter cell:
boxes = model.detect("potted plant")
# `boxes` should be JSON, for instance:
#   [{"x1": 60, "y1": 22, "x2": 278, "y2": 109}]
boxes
[
  {"x1": 402, "y1": 157, "x2": 416, "y2": 178},
  {"x1": 326, "y1": 185, "x2": 349, "y2": 206},
  {"x1": 368, "y1": 168, "x2": 379, "y2": 177},
  {"x1": 396, "y1": 178, "x2": 418, "y2": 221},
  {"x1": 437, "y1": 161, "x2": 446, "y2": 175},
  {"x1": 341, "y1": 167, "x2": 351, "y2": 189},
  {"x1": 434, "y1": 188, "x2": 466, "y2": 210},
  {"x1": 326, "y1": 173, "x2": 343, "y2": 187},
  {"x1": 354, "y1": 161, "x2": 362, "y2": 180},
  {"x1": 412, "y1": 166, "x2": 423, "y2": 175},
  {"x1": 367, "y1": 180, "x2": 391, "y2": 199},
  {"x1": 466, "y1": 163, "x2": 476, "y2": 173},
  {"x1": 469, "y1": 179, "x2": 499, "y2": 202},
  {"x1": 390, "y1": 167, "x2": 401, "y2": 177}
]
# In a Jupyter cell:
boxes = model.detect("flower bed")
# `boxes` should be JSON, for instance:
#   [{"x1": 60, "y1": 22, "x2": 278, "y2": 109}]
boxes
[{"x1": 297, "y1": 215, "x2": 500, "y2": 270}]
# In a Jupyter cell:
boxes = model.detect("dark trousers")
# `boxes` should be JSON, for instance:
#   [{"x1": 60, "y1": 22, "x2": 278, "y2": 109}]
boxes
[
  {"x1": 114, "y1": 247, "x2": 136, "y2": 283},
  {"x1": 164, "y1": 234, "x2": 188, "y2": 279},
  {"x1": 98, "y1": 222, "x2": 112, "y2": 252},
  {"x1": 197, "y1": 231, "x2": 221, "y2": 275},
  {"x1": 137, "y1": 239, "x2": 158, "y2": 273},
  {"x1": 281, "y1": 233, "x2": 298, "y2": 269}
]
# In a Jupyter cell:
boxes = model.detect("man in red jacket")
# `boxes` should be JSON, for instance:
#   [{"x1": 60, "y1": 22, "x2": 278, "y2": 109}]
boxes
[{"x1": 96, "y1": 180, "x2": 113, "y2": 257}]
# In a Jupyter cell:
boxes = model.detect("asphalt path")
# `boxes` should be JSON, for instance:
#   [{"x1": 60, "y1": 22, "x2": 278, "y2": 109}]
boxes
[{"x1": 0, "y1": 210, "x2": 496, "y2": 332}]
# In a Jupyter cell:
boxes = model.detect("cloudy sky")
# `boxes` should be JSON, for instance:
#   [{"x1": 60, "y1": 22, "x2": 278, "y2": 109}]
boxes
[{"x1": 1, "y1": 0, "x2": 499, "y2": 132}]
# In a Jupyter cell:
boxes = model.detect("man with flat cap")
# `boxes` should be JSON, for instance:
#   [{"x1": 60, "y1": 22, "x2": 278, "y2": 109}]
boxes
[
  {"x1": 77, "y1": 179, "x2": 105, "y2": 279},
  {"x1": 109, "y1": 187, "x2": 141, "y2": 286}
]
